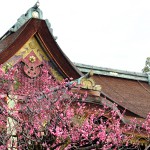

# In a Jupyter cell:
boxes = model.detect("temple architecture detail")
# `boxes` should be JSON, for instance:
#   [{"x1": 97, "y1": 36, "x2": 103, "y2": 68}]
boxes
[{"x1": 0, "y1": 2, "x2": 149, "y2": 148}]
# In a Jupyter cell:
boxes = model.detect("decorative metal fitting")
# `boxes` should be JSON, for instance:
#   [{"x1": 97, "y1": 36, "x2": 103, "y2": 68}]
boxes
[{"x1": 29, "y1": 56, "x2": 36, "y2": 63}]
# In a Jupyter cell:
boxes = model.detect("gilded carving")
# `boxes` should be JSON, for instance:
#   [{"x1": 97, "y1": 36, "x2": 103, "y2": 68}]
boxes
[
  {"x1": 23, "y1": 53, "x2": 42, "y2": 78},
  {"x1": 29, "y1": 56, "x2": 36, "y2": 63},
  {"x1": 29, "y1": 42, "x2": 36, "y2": 49},
  {"x1": 15, "y1": 36, "x2": 49, "y2": 61},
  {"x1": 2, "y1": 36, "x2": 63, "y2": 80},
  {"x1": 80, "y1": 71, "x2": 101, "y2": 91},
  {"x1": 50, "y1": 67, "x2": 63, "y2": 81},
  {"x1": 81, "y1": 78, "x2": 95, "y2": 89}
]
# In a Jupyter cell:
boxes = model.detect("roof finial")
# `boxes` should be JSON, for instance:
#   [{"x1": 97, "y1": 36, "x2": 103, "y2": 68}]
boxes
[
  {"x1": 37, "y1": 0, "x2": 40, "y2": 7},
  {"x1": 33, "y1": 0, "x2": 40, "y2": 9}
]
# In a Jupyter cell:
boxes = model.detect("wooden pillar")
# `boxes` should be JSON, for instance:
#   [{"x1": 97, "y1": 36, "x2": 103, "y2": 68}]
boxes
[{"x1": 7, "y1": 96, "x2": 17, "y2": 150}]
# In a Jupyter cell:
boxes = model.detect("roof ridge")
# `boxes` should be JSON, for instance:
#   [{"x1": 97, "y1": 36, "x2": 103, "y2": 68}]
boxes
[
  {"x1": 75, "y1": 63, "x2": 148, "y2": 82},
  {"x1": 0, "y1": 2, "x2": 43, "y2": 41}
]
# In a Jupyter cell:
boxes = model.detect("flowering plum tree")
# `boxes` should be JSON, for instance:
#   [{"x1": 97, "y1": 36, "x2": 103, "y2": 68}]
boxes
[{"x1": 0, "y1": 65, "x2": 149, "y2": 150}]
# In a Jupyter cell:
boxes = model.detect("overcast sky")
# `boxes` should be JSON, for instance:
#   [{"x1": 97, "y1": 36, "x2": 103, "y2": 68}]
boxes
[{"x1": 1, "y1": 0, "x2": 150, "y2": 72}]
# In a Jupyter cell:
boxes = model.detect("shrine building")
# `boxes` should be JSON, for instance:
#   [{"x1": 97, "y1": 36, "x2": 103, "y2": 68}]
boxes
[{"x1": 0, "y1": 2, "x2": 150, "y2": 148}]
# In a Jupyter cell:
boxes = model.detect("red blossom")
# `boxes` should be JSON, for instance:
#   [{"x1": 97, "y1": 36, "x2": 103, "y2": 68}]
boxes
[{"x1": 0, "y1": 65, "x2": 149, "y2": 149}]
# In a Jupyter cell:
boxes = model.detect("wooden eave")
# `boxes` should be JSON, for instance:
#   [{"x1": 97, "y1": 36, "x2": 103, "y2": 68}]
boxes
[{"x1": 0, "y1": 18, "x2": 82, "y2": 80}]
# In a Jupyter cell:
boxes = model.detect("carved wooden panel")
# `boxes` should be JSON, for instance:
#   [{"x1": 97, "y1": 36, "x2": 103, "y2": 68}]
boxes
[
  {"x1": 13, "y1": 62, "x2": 44, "y2": 95},
  {"x1": 22, "y1": 52, "x2": 42, "y2": 78},
  {"x1": 2, "y1": 36, "x2": 63, "y2": 81}
]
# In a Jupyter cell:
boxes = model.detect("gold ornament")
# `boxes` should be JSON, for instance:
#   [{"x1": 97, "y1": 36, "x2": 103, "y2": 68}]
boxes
[{"x1": 29, "y1": 56, "x2": 36, "y2": 63}]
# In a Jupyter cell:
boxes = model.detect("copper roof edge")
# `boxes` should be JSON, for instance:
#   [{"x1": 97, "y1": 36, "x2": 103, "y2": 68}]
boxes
[{"x1": 75, "y1": 63, "x2": 148, "y2": 82}]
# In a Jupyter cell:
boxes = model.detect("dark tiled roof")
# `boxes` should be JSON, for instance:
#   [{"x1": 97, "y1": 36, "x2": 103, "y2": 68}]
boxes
[
  {"x1": 75, "y1": 63, "x2": 148, "y2": 82},
  {"x1": 94, "y1": 75, "x2": 150, "y2": 118},
  {"x1": 0, "y1": 3, "x2": 149, "y2": 118},
  {"x1": 0, "y1": 21, "x2": 29, "y2": 53},
  {"x1": 76, "y1": 63, "x2": 150, "y2": 118},
  {"x1": 0, "y1": 18, "x2": 82, "y2": 79}
]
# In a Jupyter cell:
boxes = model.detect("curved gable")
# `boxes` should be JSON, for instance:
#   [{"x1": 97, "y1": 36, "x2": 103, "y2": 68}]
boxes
[{"x1": 0, "y1": 19, "x2": 82, "y2": 80}]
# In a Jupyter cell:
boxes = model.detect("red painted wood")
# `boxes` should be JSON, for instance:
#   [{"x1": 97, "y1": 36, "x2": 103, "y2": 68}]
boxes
[{"x1": 0, "y1": 19, "x2": 82, "y2": 80}]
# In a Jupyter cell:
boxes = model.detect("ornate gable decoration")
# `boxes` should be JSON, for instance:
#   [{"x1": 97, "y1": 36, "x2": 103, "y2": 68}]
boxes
[
  {"x1": 0, "y1": 18, "x2": 82, "y2": 80},
  {"x1": 2, "y1": 36, "x2": 63, "y2": 81},
  {"x1": 15, "y1": 36, "x2": 48, "y2": 78},
  {"x1": 0, "y1": 2, "x2": 83, "y2": 86}
]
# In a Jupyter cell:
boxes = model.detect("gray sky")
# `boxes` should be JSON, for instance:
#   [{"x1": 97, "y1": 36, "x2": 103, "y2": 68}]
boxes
[{"x1": 1, "y1": 0, "x2": 150, "y2": 72}]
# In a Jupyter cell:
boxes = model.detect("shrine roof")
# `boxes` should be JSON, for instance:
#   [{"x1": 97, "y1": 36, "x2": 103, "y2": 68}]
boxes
[
  {"x1": 76, "y1": 63, "x2": 150, "y2": 118},
  {"x1": 75, "y1": 63, "x2": 148, "y2": 82},
  {"x1": 0, "y1": 3, "x2": 82, "y2": 79},
  {"x1": 0, "y1": 3, "x2": 149, "y2": 119}
]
